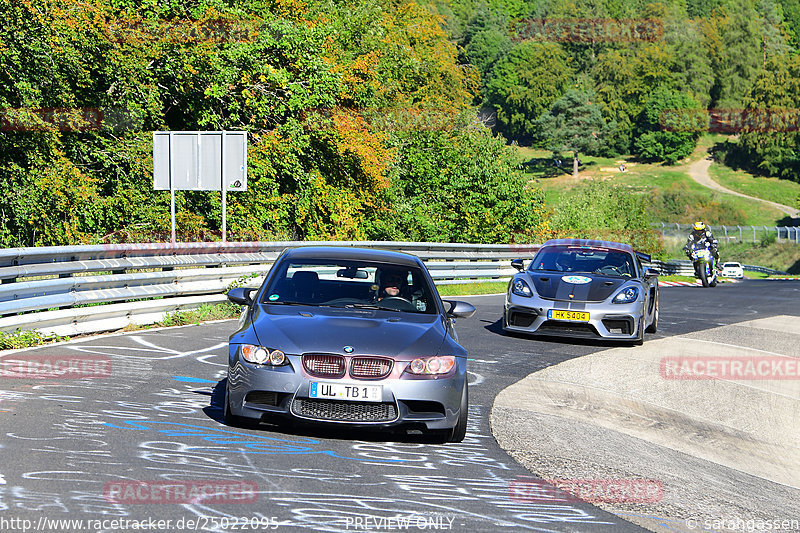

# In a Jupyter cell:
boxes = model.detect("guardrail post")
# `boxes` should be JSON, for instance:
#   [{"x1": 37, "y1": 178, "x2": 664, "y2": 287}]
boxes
[
  {"x1": 723, "y1": 226, "x2": 728, "y2": 241},
  {"x1": 776, "y1": 226, "x2": 781, "y2": 243},
  {"x1": 752, "y1": 226, "x2": 756, "y2": 243}
]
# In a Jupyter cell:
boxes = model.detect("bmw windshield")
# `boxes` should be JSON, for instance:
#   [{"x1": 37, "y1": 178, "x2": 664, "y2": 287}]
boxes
[{"x1": 260, "y1": 259, "x2": 439, "y2": 314}]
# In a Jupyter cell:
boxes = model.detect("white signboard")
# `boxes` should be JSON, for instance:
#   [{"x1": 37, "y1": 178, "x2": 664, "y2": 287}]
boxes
[{"x1": 153, "y1": 131, "x2": 247, "y2": 191}]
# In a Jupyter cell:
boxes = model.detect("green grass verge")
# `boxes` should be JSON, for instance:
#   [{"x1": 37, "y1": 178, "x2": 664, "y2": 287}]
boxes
[
  {"x1": 436, "y1": 281, "x2": 508, "y2": 296},
  {"x1": 124, "y1": 302, "x2": 242, "y2": 331},
  {"x1": 707, "y1": 163, "x2": 800, "y2": 210},
  {"x1": 660, "y1": 275, "x2": 697, "y2": 282},
  {"x1": 0, "y1": 329, "x2": 70, "y2": 350}
]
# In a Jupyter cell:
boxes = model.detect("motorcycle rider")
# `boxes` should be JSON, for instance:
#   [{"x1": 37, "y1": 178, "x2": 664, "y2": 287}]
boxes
[{"x1": 684, "y1": 221, "x2": 720, "y2": 266}]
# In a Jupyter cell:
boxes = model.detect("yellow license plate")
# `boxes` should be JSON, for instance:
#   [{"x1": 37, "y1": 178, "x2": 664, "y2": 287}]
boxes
[{"x1": 549, "y1": 310, "x2": 590, "y2": 322}]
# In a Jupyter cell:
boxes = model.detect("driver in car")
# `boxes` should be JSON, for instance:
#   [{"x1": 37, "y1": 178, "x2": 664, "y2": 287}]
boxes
[
  {"x1": 603, "y1": 252, "x2": 632, "y2": 276},
  {"x1": 378, "y1": 269, "x2": 412, "y2": 301}
]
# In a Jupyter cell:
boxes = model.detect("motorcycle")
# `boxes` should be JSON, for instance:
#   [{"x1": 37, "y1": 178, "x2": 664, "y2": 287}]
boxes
[{"x1": 689, "y1": 241, "x2": 717, "y2": 287}]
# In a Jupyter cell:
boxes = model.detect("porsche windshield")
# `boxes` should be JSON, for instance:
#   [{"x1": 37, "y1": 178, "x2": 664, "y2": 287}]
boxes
[
  {"x1": 261, "y1": 259, "x2": 438, "y2": 313},
  {"x1": 530, "y1": 247, "x2": 635, "y2": 278}
]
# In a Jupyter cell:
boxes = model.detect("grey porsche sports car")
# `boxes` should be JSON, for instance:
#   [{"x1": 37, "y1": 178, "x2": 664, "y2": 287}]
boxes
[
  {"x1": 503, "y1": 239, "x2": 659, "y2": 344},
  {"x1": 224, "y1": 246, "x2": 476, "y2": 442}
]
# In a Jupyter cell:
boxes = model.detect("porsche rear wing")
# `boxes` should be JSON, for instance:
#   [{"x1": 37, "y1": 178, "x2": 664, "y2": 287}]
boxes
[{"x1": 635, "y1": 251, "x2": 651, "y2": 263}]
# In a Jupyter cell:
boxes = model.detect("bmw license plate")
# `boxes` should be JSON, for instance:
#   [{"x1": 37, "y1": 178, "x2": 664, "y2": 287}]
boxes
[
  {"x1": 548, "y1": 310, "x2": 590, "y2": 322},
  {"x1": 309, "y1": 382, "x2": 382, "y2": 402}
]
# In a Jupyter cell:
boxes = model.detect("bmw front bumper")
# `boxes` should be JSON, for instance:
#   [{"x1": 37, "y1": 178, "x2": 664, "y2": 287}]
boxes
[{"x1": 226, "y1": 347, "x2": 466, "y2": 431}]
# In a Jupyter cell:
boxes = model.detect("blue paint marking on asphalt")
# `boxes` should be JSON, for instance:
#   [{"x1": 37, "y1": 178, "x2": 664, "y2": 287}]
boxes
[
  {"x1": 172, "y1": 376, "x2": 217, "y2": 383},
  {"x1": 103, "y1": 420, "x2": 405, "y2": 463}
]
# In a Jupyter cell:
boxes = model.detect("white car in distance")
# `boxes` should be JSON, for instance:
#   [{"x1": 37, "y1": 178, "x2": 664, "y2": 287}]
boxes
[{"x1": 721, "y1": 262, "x2": 744, "y2": 279}]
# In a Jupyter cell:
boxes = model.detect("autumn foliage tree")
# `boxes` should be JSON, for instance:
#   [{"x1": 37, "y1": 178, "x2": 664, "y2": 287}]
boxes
[{"x1": 0, "y1": 0, "x2": 546, "y2": 245}]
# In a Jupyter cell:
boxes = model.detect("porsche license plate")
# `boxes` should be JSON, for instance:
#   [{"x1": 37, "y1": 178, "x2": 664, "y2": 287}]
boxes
[
  {"x1": 309, "y1": 382, "x2": 382, "y2": 402},
  {"x1": 548, "y1": 310, "x2": 590, "y2": 322}
]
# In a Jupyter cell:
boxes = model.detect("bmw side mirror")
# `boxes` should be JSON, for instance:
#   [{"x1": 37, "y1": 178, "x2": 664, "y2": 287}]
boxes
[
  {"x1": 443, "y1": 300, "x2": 476, "y2": 318},
  {"x1": 228, "y1": 287, "x2": 254, "y2": 305},
  {"x1": 644, "y1": 268, "x2": 660, "y2": 278},
  {"x1": 511, "y1": 259, "x2": 525, "y2": 271}
]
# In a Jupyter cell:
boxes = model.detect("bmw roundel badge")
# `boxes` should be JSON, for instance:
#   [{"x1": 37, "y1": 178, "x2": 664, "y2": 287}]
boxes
[{"x1": 343, "y1": 346, "x2": 354, "y2": 353}]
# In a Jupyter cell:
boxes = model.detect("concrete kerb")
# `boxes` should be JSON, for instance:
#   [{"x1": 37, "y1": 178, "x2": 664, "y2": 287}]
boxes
[{"x1": 490, "y1": 315, "x2": 800, "y2": 531}]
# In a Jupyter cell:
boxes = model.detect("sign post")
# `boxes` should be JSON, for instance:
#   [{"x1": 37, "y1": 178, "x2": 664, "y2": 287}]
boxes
[{"x1": 153, "y1": 131, "x2": 247, "y2": 244}]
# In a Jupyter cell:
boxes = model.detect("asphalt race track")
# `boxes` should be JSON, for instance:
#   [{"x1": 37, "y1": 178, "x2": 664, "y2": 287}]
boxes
[{"x1": 0, "y1": 280, "x2": 798, "y2": 533}]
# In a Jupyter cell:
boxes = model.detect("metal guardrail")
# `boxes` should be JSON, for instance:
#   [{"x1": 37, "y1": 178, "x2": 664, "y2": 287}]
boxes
[
  {"x1": 0, "y1": 241, "x2": 541, "y2": 337},
  {"x1": 654, "y1": 223, "x2": 800, "y2": 244},
  {"x1": 0, "y1": 241, "x2": 783, "y2": 338},
  {"x1": 647, "y1": 259, "x2": 787, "y2": 276}
]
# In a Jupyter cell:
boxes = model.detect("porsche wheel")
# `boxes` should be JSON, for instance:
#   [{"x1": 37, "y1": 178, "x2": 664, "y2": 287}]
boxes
[{"x1": 645, "y1": 294, "x2": 659, "y2": 334}]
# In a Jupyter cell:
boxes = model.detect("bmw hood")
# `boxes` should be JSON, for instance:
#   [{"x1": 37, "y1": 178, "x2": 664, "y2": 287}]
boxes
[
  {"x1": 528, "y1": 272, "x2": 628, "y2": 302},
  {"x1": 249, "y1": 306, "x2": 448, "y2": 359}
]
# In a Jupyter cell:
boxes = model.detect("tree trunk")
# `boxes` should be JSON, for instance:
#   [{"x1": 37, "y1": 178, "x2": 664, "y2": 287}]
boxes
[{"x1": 573, "y1": 153, "x2": 579, "y2": 177}]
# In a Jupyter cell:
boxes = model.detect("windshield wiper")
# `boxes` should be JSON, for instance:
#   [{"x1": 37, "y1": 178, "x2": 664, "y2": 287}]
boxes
[{"x1": 343, "y1": 303, "x2": 401, "y2": 312}]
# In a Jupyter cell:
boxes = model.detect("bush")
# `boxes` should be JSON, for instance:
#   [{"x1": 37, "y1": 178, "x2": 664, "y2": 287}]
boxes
[
  {"x1": 649, "y1": 182, "x2": 747, "y2": 225},
  {"x1": 552, "y1": 181, "x2": 665, "y2": 257}
]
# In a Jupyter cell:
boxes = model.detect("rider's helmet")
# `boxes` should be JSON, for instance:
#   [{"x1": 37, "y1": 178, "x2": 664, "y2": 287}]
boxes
[{"x1": 691, "y1": 221, "x2": 709, "y2": 240}]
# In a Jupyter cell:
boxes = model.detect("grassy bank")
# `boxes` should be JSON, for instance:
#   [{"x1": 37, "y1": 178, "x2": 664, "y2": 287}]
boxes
[
  {"x1": 707, "y1": 163, "x2": 800, "y2": 212},
  {"x1": 437, "y1": 281, "x2": 508, "y2": 296},
  {"x1": 518, "y1": 136, "x2": 789, "y2": 227}
]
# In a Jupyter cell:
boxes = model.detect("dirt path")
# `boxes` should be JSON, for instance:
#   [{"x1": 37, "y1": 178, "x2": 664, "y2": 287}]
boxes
[{"x1": 688, "y1": 156, "x2": 800, "y2": 218}]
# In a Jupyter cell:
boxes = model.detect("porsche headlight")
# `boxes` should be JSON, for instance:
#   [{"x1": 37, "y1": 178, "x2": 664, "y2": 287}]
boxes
[
  {"x1": 612, "y1": 286, "x2": 639, "y2": 304},
  {"x1": 240, "y1": 344, "x2": 287, "y2": 366},
  {"x1": 512, "y1": 278, "x2": 533, "y2": 297}
]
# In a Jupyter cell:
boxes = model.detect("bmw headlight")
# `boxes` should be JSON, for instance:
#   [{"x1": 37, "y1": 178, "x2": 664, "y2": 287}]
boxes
[
  {"x1": 406, "y1": 356, "x2": 456, "y2": 375},
  {"x1": 240, "y1": 344, "x2": 288, "y2": 366},
  {"x1": 512, "y1": 278, "x2": 533, "y2": 297},
  {"x1": 612, "y1": 286, "x2": 639, "y2": 304}
]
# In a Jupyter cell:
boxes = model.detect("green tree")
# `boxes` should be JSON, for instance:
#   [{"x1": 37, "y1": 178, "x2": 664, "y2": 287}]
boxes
[
  {"x1": 374, "y1": 119, "x2": 549, "y2": 243},
  {"x1": 535, "y1": 89, "x2": 608, "y2": 176},
  {"x1": 485, "y1": 41, "x2": 572, "y2": 141},
  {"x1": 634, "y1": 87, "x2": 701, "y2": 164},
  {"x1": 737, "y1": 54, "x2": 800, "y2": 180},
  {"x1": 591, "y1": 43, "x2": 677, "y2": 155},
  {"x1": 776, "y1": 0, "x2": 800, "y2": 49},
  {"x1": 704, "y1": 0, "x2": 789, "y2": 107}
]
